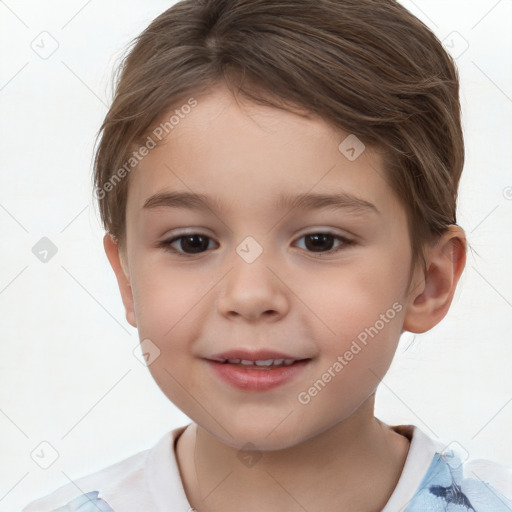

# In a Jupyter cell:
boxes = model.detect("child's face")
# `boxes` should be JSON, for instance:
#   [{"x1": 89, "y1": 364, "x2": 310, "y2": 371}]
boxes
[{"x1": 114, "y1": 85, "x2": 422, "y2": 450}]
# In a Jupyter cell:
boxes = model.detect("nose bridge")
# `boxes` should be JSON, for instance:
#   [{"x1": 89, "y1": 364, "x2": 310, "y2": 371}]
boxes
[{"x1": 216, "y1": 235, "x2": 288, "y2": 320}]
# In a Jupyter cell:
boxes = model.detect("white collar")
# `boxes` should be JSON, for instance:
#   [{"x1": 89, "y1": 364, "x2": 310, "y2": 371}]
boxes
[
  {"x1": 144, "y1": 422, "x2": 443, "y2": 511},
  {"x1": 145, "y1": 424, "x2": 191, "y2": 511},
  {"x1": 381, "y1": 424, "x2": 446, "y2": 512}
]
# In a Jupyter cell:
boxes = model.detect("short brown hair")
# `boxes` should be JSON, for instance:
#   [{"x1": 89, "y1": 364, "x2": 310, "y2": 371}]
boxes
[{"x1": 93, "y1": 0, "x2": 465, "y2": 280}]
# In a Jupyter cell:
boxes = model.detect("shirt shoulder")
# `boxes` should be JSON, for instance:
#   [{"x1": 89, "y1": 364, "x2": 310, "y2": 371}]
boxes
[
  {"x1": 409, "y1": 454, "x2": 512, "y2": 511},
  {"x1": 384, "y1": 424, "x2": 512, "y2": 512},
  {"x1": 21, "y1": 448, "x2": 150, "y2": 512},
  {"x1": 21, "y1": 425, "x2": 191, "y2": 512}
]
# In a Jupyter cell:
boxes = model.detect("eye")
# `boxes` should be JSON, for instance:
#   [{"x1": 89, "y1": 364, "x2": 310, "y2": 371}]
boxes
[
  {"x1": 158, "y1": 230, "x2": 353, "y2": 257},
  {"x1": 294, "y1": 231, "x2": 353, "y2": 255},
  {"x1": 158, "y1": 233, "x2": 218, "y2": 256}
]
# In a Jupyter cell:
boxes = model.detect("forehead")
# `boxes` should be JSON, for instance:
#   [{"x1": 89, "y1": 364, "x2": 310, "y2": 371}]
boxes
[{"x1": 126, "y1": 85, "x2": 401, "y2": 221}]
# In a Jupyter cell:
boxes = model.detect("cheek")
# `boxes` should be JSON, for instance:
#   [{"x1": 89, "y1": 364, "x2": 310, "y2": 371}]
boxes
[
  {"x1": 129, "y1": 291, "x2": 207, "y2": 409},
  {"x1": 295, "y1": 252, "x2": 408, "y2": 396},
  {"x1": 130, "y1": 258, "x2": 206, "y2": 335},
  {"x1": 131, "y1": 265, "x2": 209, "y2": 409},
  {"x1": 302, "y1": 256, "x2": 406, "y2": 342}
]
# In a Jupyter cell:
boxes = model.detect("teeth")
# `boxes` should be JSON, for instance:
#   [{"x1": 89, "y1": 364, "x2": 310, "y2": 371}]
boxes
[
  {"x1": 255, "y1": 359, "x2": 275, "y2": 366},
  {"x1": 225, "y1": 358, "x2": 297, "y2": 367}
]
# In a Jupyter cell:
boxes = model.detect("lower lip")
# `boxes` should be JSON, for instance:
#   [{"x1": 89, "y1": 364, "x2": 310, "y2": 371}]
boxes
[{"x1": 206, "y1": 360, "x2": 310, "y2": 391}]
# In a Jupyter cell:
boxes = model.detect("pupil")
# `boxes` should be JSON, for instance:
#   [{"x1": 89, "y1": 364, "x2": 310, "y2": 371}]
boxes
[
  {"x1": 181, "y1": 235, "x2": 209, "y2": 253},
  {"x1": 305, "y1": 234, "x2": 334, "y2": 252}
]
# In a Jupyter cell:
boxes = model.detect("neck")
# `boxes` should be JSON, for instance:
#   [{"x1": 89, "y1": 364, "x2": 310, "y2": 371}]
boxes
[{"x1": 176, "y1": 395, "x2": 410, "y2": 512}]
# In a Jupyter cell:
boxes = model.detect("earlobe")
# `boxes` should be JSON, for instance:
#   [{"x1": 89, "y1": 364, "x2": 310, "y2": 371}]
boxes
[
  {"x1": 103, "y1": 234, "x2": 137, "y2": 328},
  {"x1": 403, "y1": 226, "x2": 466, "y2": 334}
]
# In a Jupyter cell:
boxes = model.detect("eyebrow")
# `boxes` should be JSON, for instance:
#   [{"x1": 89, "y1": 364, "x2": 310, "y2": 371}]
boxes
[{"x1": 143, "y1": 191, "x2": 379, "y2": 215}]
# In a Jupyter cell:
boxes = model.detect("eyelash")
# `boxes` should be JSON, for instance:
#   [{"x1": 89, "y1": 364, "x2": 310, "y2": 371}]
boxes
[{"x1": 157, "y1": 231, "x2": 354, "y2": 258}]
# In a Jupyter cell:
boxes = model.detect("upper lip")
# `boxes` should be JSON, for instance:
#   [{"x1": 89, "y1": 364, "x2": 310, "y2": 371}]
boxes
[{"x1": 207, "y1": 349, "x2": 309, "y2": 362}]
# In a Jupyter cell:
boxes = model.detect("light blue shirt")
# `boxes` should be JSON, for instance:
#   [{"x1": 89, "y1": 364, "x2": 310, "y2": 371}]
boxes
[{"x1": 52, "y1": 448, "x2": 512, "y2": 512}]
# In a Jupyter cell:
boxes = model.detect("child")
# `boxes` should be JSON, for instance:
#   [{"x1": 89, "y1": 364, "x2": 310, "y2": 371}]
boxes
[{"x1": 23, "y1": 0, "x2": 512, "y2": 511}]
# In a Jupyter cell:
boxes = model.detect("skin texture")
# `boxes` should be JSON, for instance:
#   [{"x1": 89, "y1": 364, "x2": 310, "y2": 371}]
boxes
[{"x1": 104, "y1": 85, "x2": 466, "y2": 512}]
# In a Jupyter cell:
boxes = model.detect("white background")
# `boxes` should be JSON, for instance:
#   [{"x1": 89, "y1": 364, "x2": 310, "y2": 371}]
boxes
[{"x1": 1, "y1": 0, "x2": 511, "y2": 510}]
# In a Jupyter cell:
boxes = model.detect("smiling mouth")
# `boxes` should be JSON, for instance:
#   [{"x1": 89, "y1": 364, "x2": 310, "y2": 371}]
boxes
[
  {"x1": 215, "y1": 358, "x2": 309, "y2": 369},
  {"x1": 206, "y1": 357, "x2": 311, "y2": 391}
]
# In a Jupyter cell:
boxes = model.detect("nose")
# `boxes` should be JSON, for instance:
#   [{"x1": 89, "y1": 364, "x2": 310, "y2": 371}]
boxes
[{"x1": 216, "y1": 252, "x2": 289, "y2": 322}]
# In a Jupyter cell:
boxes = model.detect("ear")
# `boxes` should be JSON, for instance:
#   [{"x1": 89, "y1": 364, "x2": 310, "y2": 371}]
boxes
[
  {"x1": 403, "y1": 225, "x2": 466, "y2": 333},
  {"x1": 103, "y1": 234, "x2": 137, "y2": 328}
]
